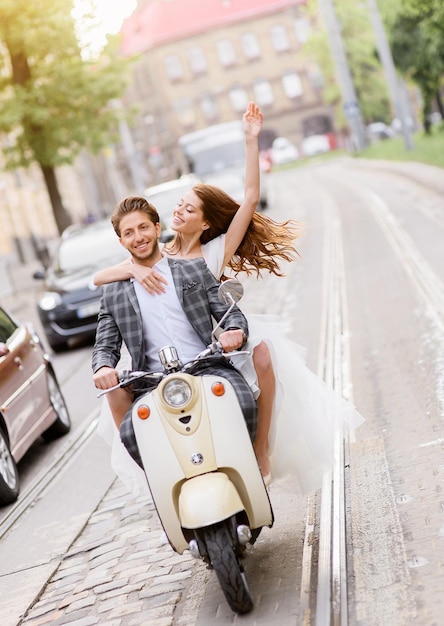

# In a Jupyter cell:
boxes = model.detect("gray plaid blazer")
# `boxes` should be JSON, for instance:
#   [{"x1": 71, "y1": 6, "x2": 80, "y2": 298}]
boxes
[{"x1": 92, "y1": 257, "x2": 249, "y2": 374}]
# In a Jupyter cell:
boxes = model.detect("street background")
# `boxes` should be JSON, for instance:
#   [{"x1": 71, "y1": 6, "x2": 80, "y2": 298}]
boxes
[{"x1": 1, "y1": 158, "x2": 444, "y2": 625}]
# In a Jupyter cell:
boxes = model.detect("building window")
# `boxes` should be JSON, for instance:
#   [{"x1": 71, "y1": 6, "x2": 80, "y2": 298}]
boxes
[
  {"x1": 200, "y1": 95, "x2": 219, "y2": 122},
  {"x1": 188, "y1": 46, "x2": 207, "y2": 75},
  {"x1": 173, "y1": 99, "x2": 196, "y2": 128},
  {"x1": 253, "y1": 80, "x2": 274, "y2": 106},
  {"x1": 164, "y1": 54, "x2": 183, "y2": 82},
  {"x1": 229, "y1": 86, "x2": 248, "y2": 112},
  {"x1": 217, "y1": 39, "x2": 236, "y2": 67},
  {"x1": 294, "y1": 18, "x2": 311, "y2": 44},
  {"x1": 270, "y1": 25, "x2": 290, "y2": 53},
  {"x1": 282, "y1": 71, "x2": 303, "y2": 99},
  {"x1": 241, "y1": 32, "x2": 260, "y2": 60}
]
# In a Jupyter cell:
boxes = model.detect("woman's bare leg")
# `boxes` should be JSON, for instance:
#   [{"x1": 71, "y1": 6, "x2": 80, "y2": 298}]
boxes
[
  {"x1": 107, "y1": 388, "x2": 133, "y2": 429},
  {"x1": 252, "y1": 341, "x2": 275, "y2": 481}
]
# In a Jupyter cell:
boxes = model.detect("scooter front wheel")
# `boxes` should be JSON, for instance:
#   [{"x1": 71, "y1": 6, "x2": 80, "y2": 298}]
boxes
[{"x1": 202, "y1": 522, "x2": 254, "y2": 614}]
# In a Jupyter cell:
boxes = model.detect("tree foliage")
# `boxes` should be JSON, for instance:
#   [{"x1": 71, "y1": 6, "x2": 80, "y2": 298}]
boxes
[
  {"x1": 388, "y1": 0, "x2": 444, "y2": 132},
  {"x1": 303, "y1": 0, "x2": 391, "y2": 133},
  {"x1": 0, "y1": 0, "x2": 131, "y2": 232},
  {"x1": 305, "y1": 0, "x2": 444, "y2": 135}
]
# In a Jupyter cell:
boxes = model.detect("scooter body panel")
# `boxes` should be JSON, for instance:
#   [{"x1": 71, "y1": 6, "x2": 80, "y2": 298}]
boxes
[
  {"x1": 132, "y1": 372, "x2": 273, "y2": 553},
  {"x1": 179, "y1": 473, "x2": 243, "y2": 528}
]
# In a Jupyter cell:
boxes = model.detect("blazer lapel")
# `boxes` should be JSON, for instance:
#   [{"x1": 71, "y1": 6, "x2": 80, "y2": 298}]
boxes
[
  {"x1": 168, "y1": 258, "x2": 212, "y2": 345},
  {"x1": 125, "y1": 279, "x2": 142, "y2": 322}
]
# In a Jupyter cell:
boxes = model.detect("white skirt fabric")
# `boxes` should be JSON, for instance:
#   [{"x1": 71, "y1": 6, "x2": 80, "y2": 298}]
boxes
[
  {"x1": 97, "y1": 401, "x2": 148, "y2": 496},
  {"x1": 96, "y1": 348, "x2": 149, "y2": 497},
  {"x1": 244, "y1": 314, "x2": 364, "y2": 494},
  {"x1": 97, "y1": 315, "x2": 364, "y2": 497}
]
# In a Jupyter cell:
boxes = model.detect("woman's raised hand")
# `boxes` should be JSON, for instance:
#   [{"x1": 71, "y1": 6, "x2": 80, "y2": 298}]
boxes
[
  {"x1": 131, "y1": 265, "x2": 167, "y2": 294},
  {"x1": 242, "y1": 101, "x2": 263, "y2": 139}
]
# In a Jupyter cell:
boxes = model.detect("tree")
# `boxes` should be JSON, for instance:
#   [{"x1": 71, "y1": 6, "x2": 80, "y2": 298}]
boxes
[
  {"x1": 388, "y1": 0, "x2": 444, "y2": 132},
  {"x1": 303, "y1": 0, "x2": 391, "y2": 134},
  {"x1": 0, "y1": 0, "x2": 131, "y2": 233}
]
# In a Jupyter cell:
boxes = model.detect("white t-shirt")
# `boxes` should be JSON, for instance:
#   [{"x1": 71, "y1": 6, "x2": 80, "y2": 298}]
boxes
[
  {"x1": 133, "y1": 255, "x2": 207, "y2": 370},
  {"x1": 201, "y1": 233, "x2": 225, "y2": 279}
]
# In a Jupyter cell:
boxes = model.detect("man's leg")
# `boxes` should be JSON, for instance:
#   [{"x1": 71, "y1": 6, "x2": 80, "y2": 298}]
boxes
[
  {"x1": 120, "y1": 402, "x2": 144, "y2": 468},
  {"x1": 119, "y1": 379, "x2": 159, "y2": 467},
  {"x1": 193, "y1": 361, "x2": 258, "y2": 440}
]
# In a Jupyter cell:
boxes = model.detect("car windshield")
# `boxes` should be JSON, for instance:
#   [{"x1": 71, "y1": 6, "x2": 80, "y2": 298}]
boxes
[{"x1": 53, "y1": 224, "x2": 127, "y2": 273}]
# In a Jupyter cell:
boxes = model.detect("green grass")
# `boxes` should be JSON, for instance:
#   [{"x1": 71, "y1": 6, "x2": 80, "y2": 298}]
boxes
[
  {"x1": 356, "y1": 124, "x2": 444, "y2": 168},
  {"x1": 271, "y1": 125, "x2": 444, "y2": 171}
]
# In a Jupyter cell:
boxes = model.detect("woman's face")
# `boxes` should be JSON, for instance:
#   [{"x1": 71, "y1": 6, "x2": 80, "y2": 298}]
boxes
[{"x1": 170, "y1": 189, "x2": 208, "y2": 236}]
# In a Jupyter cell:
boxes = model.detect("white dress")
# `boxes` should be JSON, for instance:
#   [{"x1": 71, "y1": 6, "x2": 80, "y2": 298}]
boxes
[{"x1": 97, "y1": 236, "x2": 364, "y2": 496}]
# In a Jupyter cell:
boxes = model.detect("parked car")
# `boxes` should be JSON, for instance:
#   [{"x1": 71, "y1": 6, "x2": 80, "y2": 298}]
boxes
[
  {"x1": 301, "y1": 134, "x2": 331, "y2": 157},
  {"x1": 270, "y1": 137, "x2": 299, "y2": 166},
  {"x1": 34, "y1": 219, "x2": 128, "y2": 351},
  {"x1": 0, "y1": 306, "x2": 70, "y2": 505},
  {"x1": 143, "y1": 174, "x2": 202, "y2": 241},
  {"x1": 367, "y1": 122, "x2": 395, "y2": 141}
]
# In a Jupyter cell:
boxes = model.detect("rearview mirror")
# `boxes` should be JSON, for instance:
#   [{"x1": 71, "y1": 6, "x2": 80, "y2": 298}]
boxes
[{"x1": 218, "y1": 278, "x2": 243, "y2": 305}]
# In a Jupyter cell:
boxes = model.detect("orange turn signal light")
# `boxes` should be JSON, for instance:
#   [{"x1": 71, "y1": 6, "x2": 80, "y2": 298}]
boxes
[
  {"x1": 137, "y1": 405, "x2": 150, "y2": 420},
  {"x1": 211, "y1": 381, "x2": 225, "y2": 397}
]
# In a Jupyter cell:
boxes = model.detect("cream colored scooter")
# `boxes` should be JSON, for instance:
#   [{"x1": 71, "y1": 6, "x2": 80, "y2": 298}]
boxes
[{"x1": 105, "y1": 279, "x2": 273, "y2": 614}]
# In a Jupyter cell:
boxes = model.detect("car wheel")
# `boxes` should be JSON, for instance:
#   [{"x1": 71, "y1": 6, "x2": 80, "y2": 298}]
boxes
[
  {"x1": 42, "y1": 371, "x2": 71, "y2": 441},
  {"x1": 0, "y1": 427, "x2": 20, "y2": 505}
]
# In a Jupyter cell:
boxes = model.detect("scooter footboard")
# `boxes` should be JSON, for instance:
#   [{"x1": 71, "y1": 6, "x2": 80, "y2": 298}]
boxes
[{"x1": 179, "y1": 473, "x2": 244, "y2": 529}]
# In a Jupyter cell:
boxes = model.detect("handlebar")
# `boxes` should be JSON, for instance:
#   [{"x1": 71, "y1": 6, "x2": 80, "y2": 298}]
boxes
[{"x1": 96, "y1": 343, "x2": 250, "y2": 398}]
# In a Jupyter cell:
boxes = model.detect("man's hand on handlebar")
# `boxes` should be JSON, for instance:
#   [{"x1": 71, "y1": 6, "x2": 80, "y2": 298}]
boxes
[
  {"x1": 93, "y1": 366, "x2": 119, "y2": 391},
  {"x1": 218, "y1": 329, "x2": 245, "y2": 352}
]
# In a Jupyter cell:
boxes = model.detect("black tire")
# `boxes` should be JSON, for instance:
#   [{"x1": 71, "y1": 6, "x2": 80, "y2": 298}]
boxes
[
  {"x1": 42, "y1": 370, "x2": 71, "y2": 441},
  {"x1": 202, "y1": 523, "x2": 254, "y2": 614},
  {"x1": 0, "y1": 428, "x2": 20, "y2": 505}
]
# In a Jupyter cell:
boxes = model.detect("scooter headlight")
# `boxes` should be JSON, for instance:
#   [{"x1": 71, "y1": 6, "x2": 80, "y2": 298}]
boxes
[{"x1": 163, "y1": 379, "x2": 192, "y2": 408}]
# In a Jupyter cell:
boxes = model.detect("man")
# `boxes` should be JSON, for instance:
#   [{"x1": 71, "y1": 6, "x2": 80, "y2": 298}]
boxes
[{"x1": 92, "y1": 196, "x2": 256, "y2": 467}]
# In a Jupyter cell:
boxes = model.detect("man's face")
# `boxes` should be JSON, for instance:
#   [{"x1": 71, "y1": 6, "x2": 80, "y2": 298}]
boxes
[{"x1": 118, "y1": 211, "x2": 162, "y2": 264}]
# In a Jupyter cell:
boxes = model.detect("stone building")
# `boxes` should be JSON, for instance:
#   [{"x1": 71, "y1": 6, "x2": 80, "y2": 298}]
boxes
[
  {"x1": 0, "y1": 0, "x2": 336, "y2": 263},
  {"x1": 111, "y1": 0, "x2": 334, "y2": 189}
]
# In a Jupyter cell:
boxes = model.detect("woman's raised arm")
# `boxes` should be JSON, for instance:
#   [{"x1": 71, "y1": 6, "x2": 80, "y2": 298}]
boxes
[{"x1": 222, "y1": 102, "x2": 263, "y2": 269}]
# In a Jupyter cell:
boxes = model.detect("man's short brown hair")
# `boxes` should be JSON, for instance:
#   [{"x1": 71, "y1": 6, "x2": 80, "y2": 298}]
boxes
[{"x1": 111, "y1": 196, "x2": 159, "y2": 237}]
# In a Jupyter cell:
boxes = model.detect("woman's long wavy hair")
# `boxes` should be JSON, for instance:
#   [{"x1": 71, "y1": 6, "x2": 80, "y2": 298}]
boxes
[{"x1": 165, "y1": 183, "x2": 302, "y2": 277}]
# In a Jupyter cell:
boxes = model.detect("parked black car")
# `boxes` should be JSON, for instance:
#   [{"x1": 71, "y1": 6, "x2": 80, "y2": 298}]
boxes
[
  {"x1": 34, "y1": 220, "x2": 128, "y2": 351},
  {"x1": 0, "y1": 305, "x2": 70, "y2": 505}
]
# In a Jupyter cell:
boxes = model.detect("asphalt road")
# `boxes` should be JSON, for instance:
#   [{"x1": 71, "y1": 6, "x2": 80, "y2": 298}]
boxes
[{"x1": 1, "y1": 156, "x2": 443, "y2": 625}]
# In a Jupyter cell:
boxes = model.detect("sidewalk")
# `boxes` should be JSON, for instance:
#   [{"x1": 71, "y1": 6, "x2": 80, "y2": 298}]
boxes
[
  {"x1": 18, "y1": 479, "x2": 200, "y2": 626},
  {"x1": 16, "y1": 474, "x2": 300, "y2": 626}
]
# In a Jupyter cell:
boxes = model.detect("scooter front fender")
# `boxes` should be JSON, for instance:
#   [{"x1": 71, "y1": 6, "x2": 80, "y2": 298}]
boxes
[{"x1": 179, "y1": 473, "x2": 244, "y2": 529}]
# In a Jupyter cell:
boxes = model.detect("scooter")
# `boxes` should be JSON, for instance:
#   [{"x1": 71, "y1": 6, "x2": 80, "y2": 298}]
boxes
[{"x1": 100, "y1": 279, "x2": 273, "y2": 614}]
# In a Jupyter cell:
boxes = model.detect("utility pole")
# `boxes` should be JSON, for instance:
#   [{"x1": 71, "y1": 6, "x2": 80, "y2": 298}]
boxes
[
  {"x1": 366, "y1": 0, "x2": 414, "y2": 150},
  {"x1": 318, "y1": 0, "x2": 367, "y2": 152}
]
